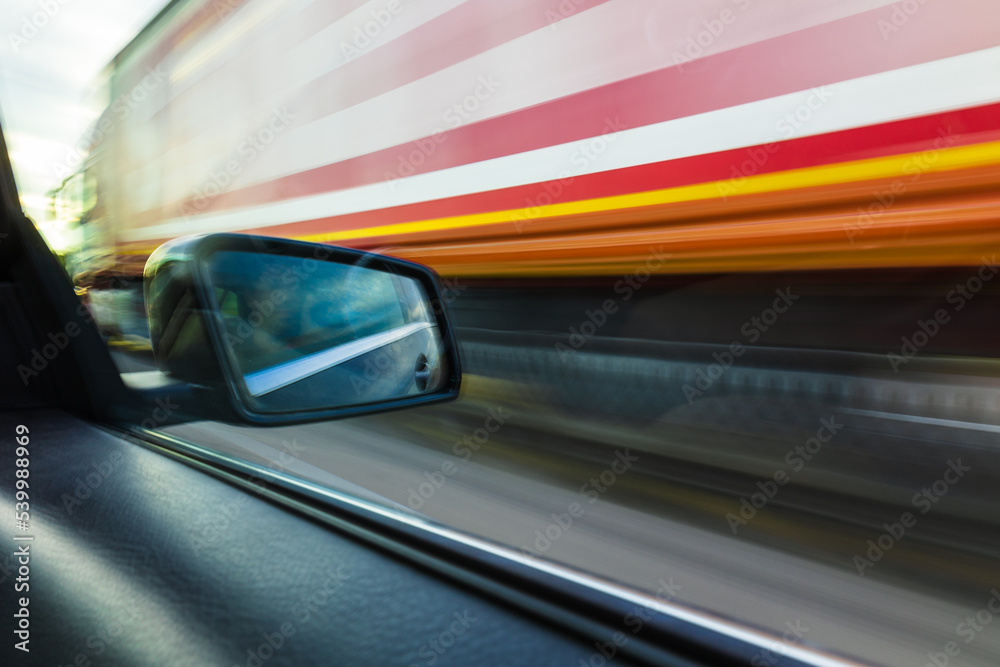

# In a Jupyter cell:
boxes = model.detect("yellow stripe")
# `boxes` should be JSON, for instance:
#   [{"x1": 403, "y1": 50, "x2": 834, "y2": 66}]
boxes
[{"x1": 298, "y1": 140, "x2": 1000, "y2": 244}]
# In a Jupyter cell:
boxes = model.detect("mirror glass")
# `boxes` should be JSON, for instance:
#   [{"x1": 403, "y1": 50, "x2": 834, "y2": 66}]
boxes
[{"x1": 205, "y1": 250, "x2": 447, "y2": 413}]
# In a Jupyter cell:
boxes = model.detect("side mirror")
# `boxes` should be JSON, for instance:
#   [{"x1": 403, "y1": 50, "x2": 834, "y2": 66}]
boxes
[{"x1": 143, "y1": 234, "x2": 461, "y2": 425}]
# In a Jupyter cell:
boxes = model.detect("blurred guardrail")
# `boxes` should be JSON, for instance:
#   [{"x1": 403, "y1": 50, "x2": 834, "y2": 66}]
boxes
[
  {"x1": 458, "y1": 327, "x2": 1000, "y2": 423},
  {"x1": 453, "y1": 327, "x2": 1000, "y2": 546}
]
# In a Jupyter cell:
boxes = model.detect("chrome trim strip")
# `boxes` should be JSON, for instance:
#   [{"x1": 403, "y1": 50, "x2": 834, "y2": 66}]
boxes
[
  {"x1": 130, "y1": 427, "x2": 859, "y2": 667},
  {"x1": 244, "y1": 321, "x2": 434, "y2": 396}
]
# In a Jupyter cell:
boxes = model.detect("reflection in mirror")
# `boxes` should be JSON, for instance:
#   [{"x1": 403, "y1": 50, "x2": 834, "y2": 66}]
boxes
[{"x1": 206, "y1": 251, "x2": 446, "y2": 413}]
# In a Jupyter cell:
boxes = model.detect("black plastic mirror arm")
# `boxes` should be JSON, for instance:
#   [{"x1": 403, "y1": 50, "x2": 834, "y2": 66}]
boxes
[{"x1": 113, "y1": 382, "x2": 240, "y2": 429}]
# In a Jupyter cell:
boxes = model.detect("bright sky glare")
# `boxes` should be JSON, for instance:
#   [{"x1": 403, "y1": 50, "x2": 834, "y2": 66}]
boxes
[{"x1": 0, "y1": 0, "x2": 170, "y2": 233}]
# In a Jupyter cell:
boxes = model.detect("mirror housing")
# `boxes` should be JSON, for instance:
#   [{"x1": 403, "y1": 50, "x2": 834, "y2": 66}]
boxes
[{"x1": 143, "y1": 234, "x2": 461, "y2": 425}]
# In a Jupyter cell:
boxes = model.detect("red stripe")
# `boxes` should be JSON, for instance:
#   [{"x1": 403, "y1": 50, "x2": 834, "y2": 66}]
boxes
[
  {"x1": 279, "y1": 0, "x2": 616, "y2": 135},
  {"x1": 148, "y1": 0, "x2": 614, "y2": 149},
  {"x1": 231, "y1": 102, "x2": 1000, "y2": 240},
  {"x1": 144, "y1": 0, "x2": 369, "y2": 134},
  {"x1": 169, "y1": 0, "x2": 1000, "y2": 219}
]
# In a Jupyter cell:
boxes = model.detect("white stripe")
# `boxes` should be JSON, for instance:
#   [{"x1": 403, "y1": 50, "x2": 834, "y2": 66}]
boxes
[
  {"x1": 135, "y1": 0, "x2": 902, "y2": 210},
  {"x1": 842, "y1": 408, "x2": 1000, "y2": 435},
  {"x1": 123, "y1": 45, "x2": 1000, "y2": 243},
  {"x1": 143, "y1": 0, "x2": 468, "y2": 207},
  {"x1": 167, "y1": 0, "x2": 316, "y2": 91},
  {"x1": 205, "y1": 0, "x2": 904, "y2": 188},
  {"x1": 282, "y1": 0, "x2": 470, "y2": 94}
]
